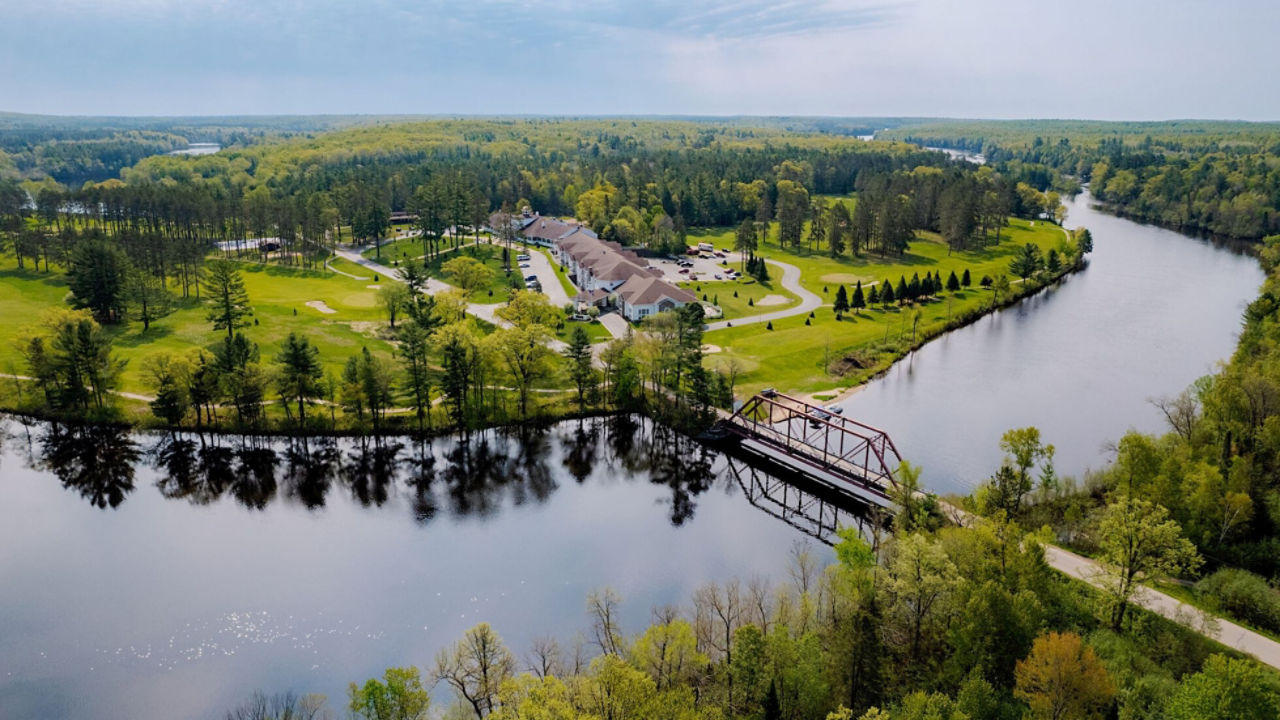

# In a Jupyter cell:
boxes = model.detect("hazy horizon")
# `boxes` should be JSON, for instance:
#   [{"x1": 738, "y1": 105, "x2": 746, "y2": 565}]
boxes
[
  {"x1": 3, "y1": 0, "x2": 1277, "y2": 120},
  {"x1": 2, "y1": 110, "x2": 1278, "y2": 124}
]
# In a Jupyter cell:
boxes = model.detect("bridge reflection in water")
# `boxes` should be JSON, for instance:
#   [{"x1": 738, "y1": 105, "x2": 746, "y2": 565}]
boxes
[{"x1": 716, "y1": 451, "x2": 884, "y2": 547}]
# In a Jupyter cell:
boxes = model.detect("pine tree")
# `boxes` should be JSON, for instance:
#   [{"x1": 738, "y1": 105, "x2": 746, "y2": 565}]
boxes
[
  {"x1": 962, "y1": 268, "x2": 972, "y2": 287},
  {"x1": 833, "y1": 285, "x2": 850, "y2": 314},
  {"x1": 881, "y1": 279, "x2": 895, "y2": 305},
  {"x1": 909, "y1": 272, "x2": 921, "y2": 300},
  {"x1": 851, "y1": 280, "x2": 866, "y2": 314},
  {"x1": 275, "y1": 332, "x2": 324, "y2": 426},
  {"x1": 947, "y1": 270, "x2": 961, "y2": 292},
  {"x1": 868, "y1": 284, "x2": 879, "y2": 305},
  {"x1": 896, "y1": 276, "x2": 909, "y2": 304},
  {"x1": 206, "y1": 259, "x2": 251, "y2": 339},
  {"x1": 1046, "y1": 248, "x2": 1062, "y2": 273},
  {"x1": 763, "y1": 680, "x2": 782, "y2": 720},
  {"x1": 564, "y1": 324, "x2": 595, "y2": 411}
]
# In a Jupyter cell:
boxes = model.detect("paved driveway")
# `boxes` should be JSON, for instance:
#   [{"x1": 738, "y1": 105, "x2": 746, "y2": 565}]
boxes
[
  {"x1": 598, "y1": 311, "x2": 630, "y2": 339},
  {"x1": 703, "y1": 258, "x2": 823, "y2": 331},
  {"x1": 523, "y1": 249, "x2": 571, "y2": 307}
]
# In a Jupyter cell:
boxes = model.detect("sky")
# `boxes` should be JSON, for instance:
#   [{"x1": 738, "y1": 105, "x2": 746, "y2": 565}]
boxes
[{"x1": 2, "y1": 0, "x2": 1278, "y2": 120}]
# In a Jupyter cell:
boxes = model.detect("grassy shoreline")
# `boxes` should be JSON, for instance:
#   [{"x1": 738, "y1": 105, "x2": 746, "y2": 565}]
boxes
[{"x1": 0, "y1": 252, "x2": 1085, "y2": 438}]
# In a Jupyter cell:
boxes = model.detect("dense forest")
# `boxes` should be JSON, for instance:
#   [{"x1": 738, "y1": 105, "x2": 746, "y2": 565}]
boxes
[
  {"x1": 0, "y1": 118, "x2": 1061, "y2": 278},
  {"x1": 0, "y1": 112, "x2": 393, "y2": 186},
  {"x1": 880, "y1": 119, "x2": 1280, "y2": 239}
]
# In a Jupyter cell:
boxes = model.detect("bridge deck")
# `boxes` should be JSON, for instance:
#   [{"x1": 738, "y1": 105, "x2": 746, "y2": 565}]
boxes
[{"x1": 715, "y1": 390, "x2": 902, "y2": 503}]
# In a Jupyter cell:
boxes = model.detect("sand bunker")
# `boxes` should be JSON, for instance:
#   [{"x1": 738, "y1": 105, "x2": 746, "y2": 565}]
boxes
[
  {"x1": 366, "y1": 284, "x2": 382, "y2": 290},
  {"x1": 756, "y1": 294, "x2": 790, "y2": 306},
  {"x1": 305, "y1": 300, "x2": 337, "y2": 314},
  {"x1": 702, "y1": 344, "x2": 723, "y2": 354},
  {"x1": 820, "y1": 273, "x2": 868, "y2": 284}
]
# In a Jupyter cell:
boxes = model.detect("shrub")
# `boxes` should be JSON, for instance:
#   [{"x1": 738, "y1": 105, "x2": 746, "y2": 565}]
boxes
[{"x1": 1197, "y1": 568, "x2": 1280, "y2": 633}]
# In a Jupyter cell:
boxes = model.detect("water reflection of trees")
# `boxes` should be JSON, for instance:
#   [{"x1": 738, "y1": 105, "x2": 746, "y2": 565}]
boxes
[
  {"x1": 36, "y1": 423, "x2": 141, "y2": 509},
  {"x1": 600, "y1": 415, "x2": 718, "y2": 526},
  {"x1": 21, "y1": 416, "x2": 873, "y2": 535}
]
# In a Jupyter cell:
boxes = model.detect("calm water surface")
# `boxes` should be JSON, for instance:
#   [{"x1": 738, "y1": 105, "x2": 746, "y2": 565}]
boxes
[
  {"x1": 168, "y1": 143, "x2": 221, "y2": 156},
  {"x1": 0, "y1": 417, "x2": 840, "y2": 720},
  {"x1": 841, "y1": 190, "x2": 1264, "y2": 493}
]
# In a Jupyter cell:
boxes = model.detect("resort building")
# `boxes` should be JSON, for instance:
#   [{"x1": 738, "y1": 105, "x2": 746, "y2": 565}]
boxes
[{"x1": 488, "y1": 208, "x2": 697, "y2": 322}]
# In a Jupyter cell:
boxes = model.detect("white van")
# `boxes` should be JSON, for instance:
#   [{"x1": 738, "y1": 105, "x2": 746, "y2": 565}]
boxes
[{"x1": 697, "y1": 242, "x2": 714, "y2": 252}]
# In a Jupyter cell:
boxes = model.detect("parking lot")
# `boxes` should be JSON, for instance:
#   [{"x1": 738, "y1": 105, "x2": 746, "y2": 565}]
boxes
[{"x1": 648, "y1": 247, "x2": 744, "y2": 284}]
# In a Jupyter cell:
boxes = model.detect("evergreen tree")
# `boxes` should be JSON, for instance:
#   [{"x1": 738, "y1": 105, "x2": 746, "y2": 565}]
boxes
[
  {"x1": 962, "y1": 268, "x2": 972, "y2": 287},
  {"x1": 205, "y1": 259, "x2": 251, "y2": 339},
  {"x1": 275, "y1": 332, "x2": 324, "y2": 426},
  {"x1": 1076, "y1": 227, "x2": 1094, "y2": 254},
  {"x1": 867, "y1": 284, "x2": 880, "y2": 305},
  {"x1": 440, "y1": 333, "x2": 472, "y2": 429},
  {"x1": 564, "y1": 324, "x2": 596, "y2": 410},
  {"x1": 909, "y1": 272, "x2": 921, "y2": 300},
  {"x1": 833, "y1": 285, "x2": 850, "y2": 314},
  {"x1": 851, "y1": 281, "x2": 866, "y2": 314},
  {"x1": 399, "y1": 323, "x2": 434, "y2": 432},
  {"x1": 1046, "y1": 248, "x2": 1062, "y2": 273},
  {"x1": 896, "y1": 276, "x2": 909, "y2": 304},
  {"x1": 947, "y1": 270, "x2": 961, "y2": 292},
  {"x1": 1009, "y1": 242, "x2": 1044, "y2": 280},
  {"x1": 763, "y1": 680, "x2": 782, "y2": 720},
  {"x1": 880, "y1": 279, "x2": 895, "y2": 305},
  {"x1": 67, "y1": 239, "x2": 131, "y2": 324}
]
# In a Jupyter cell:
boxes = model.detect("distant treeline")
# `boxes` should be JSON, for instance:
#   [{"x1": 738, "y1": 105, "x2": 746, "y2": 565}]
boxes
[{"x1": 881, "y1": 119, "x2": 1280, "y2": 239}]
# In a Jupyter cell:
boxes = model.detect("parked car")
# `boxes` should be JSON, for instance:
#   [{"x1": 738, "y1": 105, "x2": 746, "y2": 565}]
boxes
[
  {"x1": 808, "y1": 406, "x2": 845, "y2": 428},
  {"x1": 524, "y1": 274, "x2": 538, "y2": 282},
  {"x1": 714, "y1": 273, "x2": 722, "y2": 280},
  {"x1": 518, "y1": 262, "x2": 530, "y2": 268},
  {"x1": 685, "y1": 247, "x2": 699, "y2": 256},
  {"x1": 516, "y1": 253, "x2": 530, "y2": 261}
]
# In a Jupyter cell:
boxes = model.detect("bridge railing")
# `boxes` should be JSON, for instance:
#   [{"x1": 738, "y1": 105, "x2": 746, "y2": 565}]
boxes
[{"x1": 718, "y1": 391, "x2": 903, "y2": 497}]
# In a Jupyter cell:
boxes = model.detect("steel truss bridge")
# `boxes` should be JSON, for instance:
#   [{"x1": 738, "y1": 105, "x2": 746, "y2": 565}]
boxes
[{"x1": 714, "y1": 391, "x2": 903, "y2": 504}]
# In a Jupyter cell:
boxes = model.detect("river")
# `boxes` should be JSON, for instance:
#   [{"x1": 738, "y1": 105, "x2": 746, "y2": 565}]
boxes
[
  {"x1": 168, "y1": 143, "x2": 221, "y2": 156},
  {"x1": 0, "y1": 192, "x2": 1264, "y2": 718},
  {"x1": 839, "y1": 190, "x2": 1264, "y2": 494},
  {"x1": 0, "y1": 417, "x2": 862, "y2": 720}
]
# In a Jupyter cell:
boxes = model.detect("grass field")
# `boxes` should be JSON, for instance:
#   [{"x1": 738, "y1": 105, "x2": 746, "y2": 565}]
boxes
[
  {"x1": 326, "y1": 255, "x2": 374, "y2": 278},
  {"x1": 555, "y1": 318, "x2": 613, "y2": 344},
  {"x1": 422, "y1": 243, "x2": 523, "y2": 303},
  {"x1": 677, "y1": 277, "x2": 799, "y2": 319},
  {"x1": 692, "y1": 214, "x2": 1072, "y2": 395},
  {"x1": 0, "y1": 256, "x2": 401, "y2": 395},
  {"x1": 364, "y1": 235, "x2": 428, "y2": 261}
]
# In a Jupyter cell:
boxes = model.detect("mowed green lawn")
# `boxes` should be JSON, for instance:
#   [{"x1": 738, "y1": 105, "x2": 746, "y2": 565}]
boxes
[
  {"x1": 426, "y1": 243, "x2": 524, "y2": 303},
  {"x1": 0, "y1": 257, "x2": 399, "y2": 395},
  {"x1": 677, "y1": 277, "x2": 799, "y2": 320},
  {"x1": 692, "y1": 215, "x2": 1071, "y2": 395}
]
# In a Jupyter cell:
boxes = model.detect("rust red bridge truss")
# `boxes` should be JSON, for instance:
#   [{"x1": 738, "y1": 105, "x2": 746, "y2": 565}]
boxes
[{"x1": 716, "y1": 391, "x2": 903, "y2": 501}]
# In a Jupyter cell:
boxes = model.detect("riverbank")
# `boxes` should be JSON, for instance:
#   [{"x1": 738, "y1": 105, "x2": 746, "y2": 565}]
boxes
[{"x1": 0, "y1": 252, "x2": 1083, "y2": 440}]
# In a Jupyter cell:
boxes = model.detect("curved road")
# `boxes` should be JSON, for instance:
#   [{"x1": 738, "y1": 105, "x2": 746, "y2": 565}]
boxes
[{"x1": 703, "y1": 258, "x2": 823, "y2": 331}]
